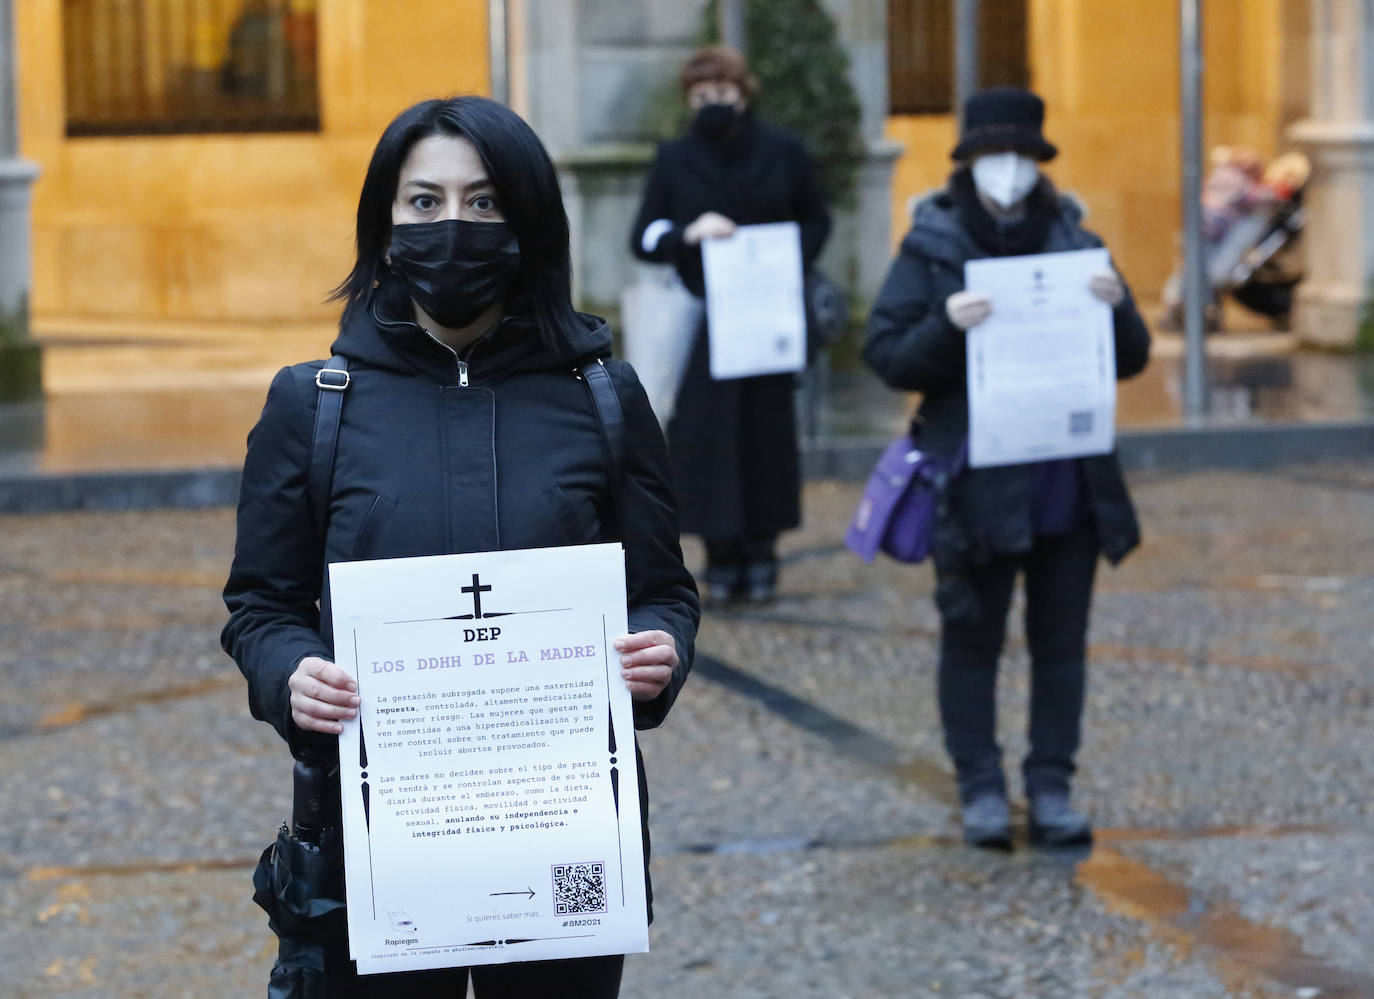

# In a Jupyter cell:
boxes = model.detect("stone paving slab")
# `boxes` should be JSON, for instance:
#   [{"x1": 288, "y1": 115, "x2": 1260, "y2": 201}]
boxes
[
  {"x1": 2, "y1": 869, "x2": 271, "y2": 998},
  {"x1": 2, "y1": 465, "x2": 1372, "y2": 997},
  {"x1": 1119, "y1": 831, "x2": 1374, "y2": 980},
  {"x1": 626, "y1": 845, "x2": 1293, "y2": 999},
  {"x1": 0, "y1": 844, "x2": 1290, "y2": 999}
]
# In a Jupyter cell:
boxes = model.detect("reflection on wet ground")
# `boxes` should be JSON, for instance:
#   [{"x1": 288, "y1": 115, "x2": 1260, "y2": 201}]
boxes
[
  {"x1": 1079, "y1": 848, "x2": 1374, "y2": 998},
  {"x1": 0, "y1": 322, "x2": 334, "y2": 474},
  {"x1": 2, "y1": 324, "x2": 1372, "y2": 476},
  {"x1": 29, "y1": 675, "x2": 242, "y2": 734},
  {"x1": 820, "y1": 330, "x2": 1374, "y2": 440}
]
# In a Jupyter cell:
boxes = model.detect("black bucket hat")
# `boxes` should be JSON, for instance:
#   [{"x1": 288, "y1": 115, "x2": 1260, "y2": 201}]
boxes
[{"x1": 951, "y1": 87, "x2": 1058, "y2": 162}]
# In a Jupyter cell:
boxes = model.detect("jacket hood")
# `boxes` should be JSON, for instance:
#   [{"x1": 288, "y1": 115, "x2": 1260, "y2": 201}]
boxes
[
  {"x1": 902, "y1": 180, "x2": 1087, "y2": 267},
  {"x1": 330, "y1": 277, "x2": 612, "y2": 382}
]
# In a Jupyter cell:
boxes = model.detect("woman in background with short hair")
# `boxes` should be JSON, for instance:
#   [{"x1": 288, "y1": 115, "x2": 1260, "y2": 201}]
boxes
[{"x1": 630, "y1": 45, "x2": 832, "y2": 606}]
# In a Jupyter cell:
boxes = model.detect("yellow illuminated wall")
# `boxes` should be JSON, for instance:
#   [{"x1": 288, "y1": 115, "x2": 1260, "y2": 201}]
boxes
[
  {"x1": 886, "y1": 0, "x2": 1291, "y2": 301},
  {"x1": 17, "y1": 0, "x2": 490, "y2": 327}
]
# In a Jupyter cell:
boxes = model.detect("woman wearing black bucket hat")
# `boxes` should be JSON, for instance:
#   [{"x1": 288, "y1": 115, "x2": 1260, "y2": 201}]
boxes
[{"x1": 863, "y1": 88, "x2": 1151, "y2": 850}]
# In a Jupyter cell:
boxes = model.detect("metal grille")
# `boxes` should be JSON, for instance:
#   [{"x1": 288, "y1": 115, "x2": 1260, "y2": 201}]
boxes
[
  {"x1": 62, "y1": 0, "x2": 320, "y2": 136},
  {"x1": 888, "y1": 0, "x2": 1029, "y2": 116}
]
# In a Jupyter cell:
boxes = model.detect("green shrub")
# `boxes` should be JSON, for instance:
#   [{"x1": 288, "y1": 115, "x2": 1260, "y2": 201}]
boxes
[{"x1": 1358, "y1": 292, "x2": 1374, "y2": 352}]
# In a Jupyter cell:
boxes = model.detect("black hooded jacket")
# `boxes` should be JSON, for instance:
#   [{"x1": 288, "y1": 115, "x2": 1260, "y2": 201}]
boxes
[
  {"x1": 222, "y1": 282, "x2": 700, "y2": 749},
  {"x1": 864, "y1": 174, "x2": 1151, "y2": 592}
]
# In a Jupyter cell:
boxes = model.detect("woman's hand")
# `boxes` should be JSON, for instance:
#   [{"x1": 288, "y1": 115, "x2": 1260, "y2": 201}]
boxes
[
  {"x1": 614, "y1": 630, "x2": 679, "y2": 702},
  {"x1": 683, "y1": 212, "x2": 737, "y2": 245},
  {"x1": 288, "y1": 656, "x2": 360, "y2": 734},
  {"x1": 945, "y1": 291, "x2": 993, "y2": 330},
  {"x1": 1088, "y1": 271, "x2": 1126, "y2": 307}
]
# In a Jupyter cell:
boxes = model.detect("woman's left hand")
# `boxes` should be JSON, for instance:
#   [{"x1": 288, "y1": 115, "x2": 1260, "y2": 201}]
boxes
[
  {"x1": 614, "y1": 630, "x2": 678, "y2": 702},
  {"x1": 1089, "y1": 271, "x2": 1125, "y2": 307}
]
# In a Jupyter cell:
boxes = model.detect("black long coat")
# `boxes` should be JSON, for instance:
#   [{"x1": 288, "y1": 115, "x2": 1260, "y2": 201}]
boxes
[
  {"x1": 630, "y1": 112, "x2": 832, "y2": 539},
  {"x1": 864, "y1": 178, "x2": 1151, "y2": 614},
  {"x1": 221, "y1": 282, "x2": 700, "y2": 918}
]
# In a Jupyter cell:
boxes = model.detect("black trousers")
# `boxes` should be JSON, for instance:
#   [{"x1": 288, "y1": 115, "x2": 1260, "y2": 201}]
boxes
[
  {"x1": 936, "y1": 528, "x2": 1099, "y2": 802},
  {"x1": 321, "y1": 951, "x2": 624, "y2": 998}
]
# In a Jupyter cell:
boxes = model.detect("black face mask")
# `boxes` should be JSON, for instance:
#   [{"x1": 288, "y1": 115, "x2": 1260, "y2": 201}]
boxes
[
  {"x1": 692, "y1": 102, "x2": 741, "y2": 140},
  {"x1": 387, "y1": 219, "x2": 520, "y2": 330}
]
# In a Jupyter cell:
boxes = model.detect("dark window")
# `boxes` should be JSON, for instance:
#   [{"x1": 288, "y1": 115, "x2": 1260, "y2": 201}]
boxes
[
  {"x1": 62, "y1": 0, "x2": 320, "y2": 137},
  {"x1": 888, "y1": 0, "x2": 1029, "y2": 115}
]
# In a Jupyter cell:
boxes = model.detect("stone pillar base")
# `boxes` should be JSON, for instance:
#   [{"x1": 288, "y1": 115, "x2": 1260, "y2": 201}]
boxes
[
  {"x1": 1286, "y1": 119, "x2": 1374, "y2": 350},
  {"x1": 1292, "y1": 281, "x2": 1367, "y2": 350},
  {"x1": 831, "y1": 138, "x2": 903, "y2": 305},
  {"x1": 0, "y1": 158, "x2": 42, "y2": 399}
]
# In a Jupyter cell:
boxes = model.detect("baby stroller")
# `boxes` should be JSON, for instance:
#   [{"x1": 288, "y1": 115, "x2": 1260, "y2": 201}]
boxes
[{"x1": 1160, "y1": 148, "x2": 1311, "y2": 330}]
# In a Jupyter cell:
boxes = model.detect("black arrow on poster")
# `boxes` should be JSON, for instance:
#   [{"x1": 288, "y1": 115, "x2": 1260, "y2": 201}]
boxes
[{"x1": 489, "y1": 888, "x2": 537, "y2": 901}]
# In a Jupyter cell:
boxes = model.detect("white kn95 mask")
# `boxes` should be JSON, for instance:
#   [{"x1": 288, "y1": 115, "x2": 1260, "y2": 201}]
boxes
[{"x1": 971, "y1": 152, "x2": 1040, "y2": 210}]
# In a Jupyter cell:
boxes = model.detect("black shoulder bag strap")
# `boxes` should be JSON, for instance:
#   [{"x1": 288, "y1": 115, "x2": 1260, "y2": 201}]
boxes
[
  {"x1": 280, "y1": 357, "x2": 350, "y2": 866},
  {"x1": 307, "y1": 355, "x2": 351, "y2": 535},
  {"x1": 578, "y1": 358, "x2": 627, "y2": 532}
]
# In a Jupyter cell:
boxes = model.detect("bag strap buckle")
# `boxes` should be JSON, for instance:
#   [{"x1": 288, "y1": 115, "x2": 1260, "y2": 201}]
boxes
[{"x1": 315, "y1": 368, "x2": 351, "y2": 392}]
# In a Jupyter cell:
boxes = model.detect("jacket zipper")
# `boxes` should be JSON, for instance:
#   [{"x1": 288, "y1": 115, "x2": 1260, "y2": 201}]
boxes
[
  {"x1": 424, "y1": 330, "x2": 469, "y2": 387},
  {"x1": 371, "y1": 300, "x2": 493, "y2": 389}
]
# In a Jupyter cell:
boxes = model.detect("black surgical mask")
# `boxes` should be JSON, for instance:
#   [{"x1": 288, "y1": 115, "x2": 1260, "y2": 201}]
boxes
[
  {"x1": 387, "y1": 219, "x2": 520, "y2": 330},
  {"x1": 692, "y1": 102, "x2": 741, "y2": 140}
]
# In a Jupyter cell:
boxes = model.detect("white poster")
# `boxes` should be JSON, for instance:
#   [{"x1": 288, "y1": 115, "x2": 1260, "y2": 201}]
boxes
[
  {"x1": 964, "y1": 248, "x2": 1117, "y2": 468},
  {"x1": 329, "y1": 544, "x2": 647, "y2": 975},
  {"x1": 702, "y1": 221, "x2": 807, "y2": 380}
]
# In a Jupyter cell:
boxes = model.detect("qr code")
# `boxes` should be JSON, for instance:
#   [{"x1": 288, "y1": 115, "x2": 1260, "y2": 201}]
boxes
[
  {"x1": 1068, "y1": 410, "x2": 1095, "y2": 436},
  {"x1": 552, "y1": 862, "x2": 607, "y2": 915}
]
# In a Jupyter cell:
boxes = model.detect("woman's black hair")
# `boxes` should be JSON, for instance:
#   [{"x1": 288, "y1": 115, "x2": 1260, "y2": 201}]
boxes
[{"x1": 332, "y1": 96, "x2": 580, "y2": 345}]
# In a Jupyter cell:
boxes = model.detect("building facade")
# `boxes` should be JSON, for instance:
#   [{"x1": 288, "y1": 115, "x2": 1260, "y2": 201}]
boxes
[
  {"x1": 12, "y1": 0, "x2": 1374, "y2": 347},
  {"x1": 14, "y1": 0, "x2": 896, "y2": 336},
  {"x1": 15, "y1": 0, "x2": 488, "y2": 331}
]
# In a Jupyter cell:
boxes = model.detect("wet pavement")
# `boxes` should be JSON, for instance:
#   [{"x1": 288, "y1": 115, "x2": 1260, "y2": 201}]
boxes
[
  {"x1": 2, "y1": 321, "x2": 1373, "y2": 477},
  {"x1": 0, "y1": 322, "x2": 334, "y2": 475},
  {"x1": 3, "y1": 464, "x2": 1372, "y2": 997},
  {"x1": 816, "y1": 330, "x2": 1374, "y2": 443}
]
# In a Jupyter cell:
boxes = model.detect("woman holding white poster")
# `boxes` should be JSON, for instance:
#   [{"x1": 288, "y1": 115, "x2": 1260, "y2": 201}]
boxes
[
  {"x1": 863, "y1": 88, "x2": 1151, "y2": 851},
  {"x1": 222, "y1": 97, "x2": 699, "y2": 996},
  {"x1": 629, "y1": 45, "x2": 832, "y2": 606}
]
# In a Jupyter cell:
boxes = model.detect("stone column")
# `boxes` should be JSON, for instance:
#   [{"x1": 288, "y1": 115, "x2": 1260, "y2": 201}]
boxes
[
  {"x1": 515, "y1": 0, "x2": 701, "y2": 314},
  {"x1": 0, "y1": 0, "x2": 42, "y2": 401},
  {"x1": 1286, "y1": 0, "x2": 1374, "y2": 349},
  {"x1": 821, "y1": 0, "x2": 902, "y2": 303}
]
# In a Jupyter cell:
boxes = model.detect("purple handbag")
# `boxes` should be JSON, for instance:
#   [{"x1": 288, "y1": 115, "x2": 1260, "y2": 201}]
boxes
[{"x1": 845, "y1": 437, "x2": 966, "y2": 564}]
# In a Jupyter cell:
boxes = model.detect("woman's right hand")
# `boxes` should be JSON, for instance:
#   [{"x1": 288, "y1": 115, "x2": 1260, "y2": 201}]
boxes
[
  {"x1": 683, "y1": 211, "x2": 737, "y2": 245},
  {"x1": 289, "y1": 656, "x2": 360, "y2": 734},
  {"x1": 945, "y1": 291, "x2": 993, "y2": 330}
]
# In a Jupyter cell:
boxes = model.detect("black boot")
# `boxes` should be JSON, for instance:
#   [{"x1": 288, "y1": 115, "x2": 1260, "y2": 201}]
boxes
[
  {"x1": 703, "y1": 539, "x2": 748, "y2": 608},
  {"x1": 740, "y1": 559, "x2": 778, "y2": 604},
  {"x1": 1028, "y1": 790, "x2": 1093, "y2": 847},
  {"x1": 961, "y1": 792, "x2": 1012, "y2": 851},
  {"x1": 701, "y1": 563, "x2": 742, "y2": 609}
]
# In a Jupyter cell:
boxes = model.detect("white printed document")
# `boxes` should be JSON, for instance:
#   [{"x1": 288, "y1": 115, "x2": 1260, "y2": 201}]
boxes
[
  {"x1": 329, "y1": 544, "x2": 647, "y2": 975},
  {"x1": 964, "y1": 248, "x2": 1116, "y2": 468},
  {"x1": 702, "y1": 221, "x2": 807, "y2": 379}
]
